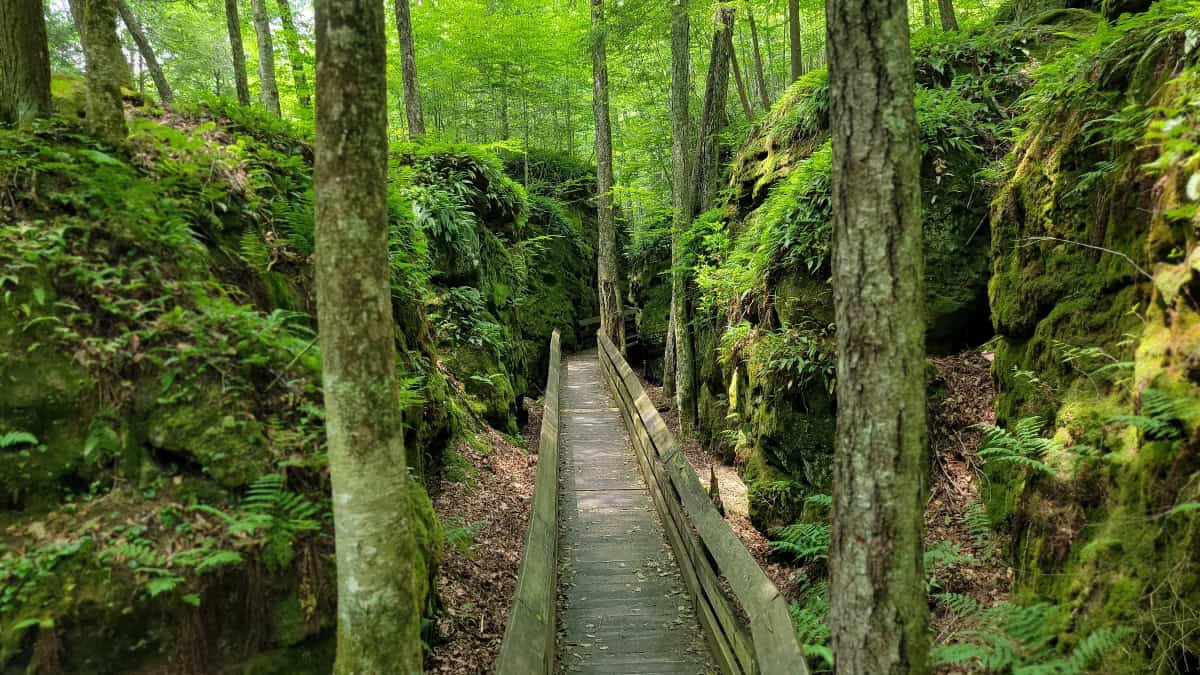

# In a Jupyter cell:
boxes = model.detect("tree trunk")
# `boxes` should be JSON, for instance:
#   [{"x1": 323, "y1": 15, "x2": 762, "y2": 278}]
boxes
[
  {"x1": 729, "y1": 30, "x2": 753, "y2": 119},
  {"x1": 825, "y1": 0, "x2": 929, "y2": 673},
  {"x1": 80, "y1": 0, "x2": 128, "y2": 143},
  {"x1": 591, "y1": 0, "x2": 624, "y2": 352},
  {"x1": 675, "y1": 4, "x2": 734, "y2": 431},
  {"x1": 745, "y1": 2, "x2": 770, "y2": 109},
  {"x1": 499, "y1": 64, "x2": 510, "y2": 138},
  {"x1": 394, "y1": 0, "x2": 425, "y2": 138},
  {"x1": 691, "y1": 6, "x2": 733, "y2": 216},
  {"x1": 225, "y1": 0, "x2": 250, "y2": 105},
  {"x1": 938, "y1": 0, "x2": 959, "y2": 31},
  {"x1": 923, "y1": 0, "x2": 933, "y2": 26},
  {"x1": 0, "y1": 0, "x2": 53, "y2": 124},
  {"x1": 115, "y1": 0, "x2": 173, "y2": 104},
  {"x1": 666, "y1": 0, "x2": 690, "y2": 406},
  {"x1": 251, "y1": 0, "x2": 280, "y2": 115},
  {"x1": 787, "y1": 0, "x2": 802, "y2": 82},
  {"x1": 314, "y1": 0, "x2": 422, "y2": 669},
  {"x1": 275, "y1": 0, "x2": 310, "y2": 108}
]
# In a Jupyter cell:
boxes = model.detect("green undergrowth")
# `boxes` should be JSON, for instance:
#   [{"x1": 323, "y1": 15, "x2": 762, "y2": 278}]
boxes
[{"x1": 0, "y1": 87, "x2": 596, "y2": 671}]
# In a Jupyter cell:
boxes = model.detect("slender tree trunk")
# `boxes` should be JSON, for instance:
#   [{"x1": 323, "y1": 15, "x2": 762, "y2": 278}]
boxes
[
  {"x1": 251, "y1": 0, "x2": 280, "y2": 115},
  {"x1": 923, "y1": 0, "x2": 933, "y2": 26},
  {"x1": 666, "y1": 0, "x2": 691, "y2": 405},
  {"x1": 225, "y1": 0, "x2": 250, "y2": 105},
  {"x1": 275, "y1": 0, "x2": 310, "y2": 108},
  {"x1": 729, "y1": 30, "x2": 753, "y2": 119},
  {"x1": 675, "y1": 4, "x2": 734, "y2": 431},
  {"x1": 787, "y1": 0, "x2": 802, "y2": 82},
  {"x1": 591, "y1": 0, "x2": 624, "y2": 352},
  {"x1": 825, "y1": 0, "x2": 929, "y2": 673},
  {"x1": 314, "y1": 0, "x2": 422, "y2": 669},
  {"x1": 745, "y1": 2, "x2": 770, "y2": 109},
  {"x1": 69, "y1": 0, "x2": 132, "y2": 88},
  {"x1": 394, "y1": 0, "x2": 425, "y2": 138},
  {"x1": 0, "y1": 0, "x2": 53, "y2": 124},
  {"x1": 499, "y1": 64, "x2": 510, "y2": 138},
  {"x1": 80, "y1": 0, "x2": 128, "y2": 143},
  {"x1": 691, "y1": 6, "x2": 733, "y2": 216},
  {"x1": 115, "y1": 0, "x2": 173, "y2": 104},
  {"x1": 938, "y1": 0, "x2": 959, "y2": 31}
]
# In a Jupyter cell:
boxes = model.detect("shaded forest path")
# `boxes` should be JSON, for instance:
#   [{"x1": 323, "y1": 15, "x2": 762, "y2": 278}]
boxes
[{"x1": 556, "y1": 350, "x2": 715, "y2": 674}]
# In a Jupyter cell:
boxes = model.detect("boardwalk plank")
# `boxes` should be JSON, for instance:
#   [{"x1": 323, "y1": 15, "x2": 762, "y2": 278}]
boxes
[{"x1": 557, "y1": 351, "x2": 715, "y2": 675}]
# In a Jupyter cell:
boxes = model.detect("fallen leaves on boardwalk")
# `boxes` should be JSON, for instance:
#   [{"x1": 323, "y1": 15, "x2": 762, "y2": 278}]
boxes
[{"x1": 425, "y1": 408, "x2": 538, "y2": 673}]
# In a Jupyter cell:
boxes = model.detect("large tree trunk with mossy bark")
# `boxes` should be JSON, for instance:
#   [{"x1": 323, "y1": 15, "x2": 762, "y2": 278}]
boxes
[
  {"x1": 275, "y1": 0, "x2": 310, "y2": 108},
  {"x1": 80, "y1": 0, "x2": 128, "y2": 143},
  {"x1": 667, "y1": 0, "x2": 691, "y2": 405},
  {"x1": 251, "y1": 0, "x2": 281, "y2": 115},
  {"x1": 938, "y1": 0, "x2": 959, "y2": 31},
  {"x1": 825, "y1": 0, "x2": 929, "y2": 673},
  {"x1": 788, "y1": 0, "x2": 802, "y2": 82},
  {"x1": 591, "y1": 0, "x2": 624, "y2": 352},
  {"x1": 394, "y1": 0, "x2": 425, "y2": 138},
  {"x1": 115, "y1": 0, "x2": 173, "y2": 104},
  {"x1": 69, "y1": 0, "x2": 133, "y2": 88},
  {"x1": 0, "y1": 0, "x2": 53, "y2": 124},
  {"x1": 314, "y1": 0, "x2": 423, "y2": 669},
  {"x1": 225, "y1": 0, "x2": 250, "y2": 105}
]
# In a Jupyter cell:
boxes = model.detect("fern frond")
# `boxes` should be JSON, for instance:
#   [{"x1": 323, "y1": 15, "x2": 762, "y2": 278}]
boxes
[{"x1": 0, "y1": 431, "x2": 38, "y2": 448}]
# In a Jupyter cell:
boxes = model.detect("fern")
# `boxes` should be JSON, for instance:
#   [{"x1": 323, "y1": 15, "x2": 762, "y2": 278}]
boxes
[
  {"x1": 788, "y1": 573, "x2": 832, "y2": 669},
  {"x1": 933, "y1": 596, "x2": 1129, "y2": 674},
  {"x1": 1110, "y1": 388, "x2": 1184, "y2": 440},
  {"x1": 0, "y1": 431, "x2": 38, "y2": 448},
  {"x1": 770, "y1": 522, "x2": 830, "y2": 562},
  {"x1": 965, "y1": 499, "x2": 994, "y2": 555},
  {"x1": 977, "y1": 416, "x2": 1058, "y2": 474}
]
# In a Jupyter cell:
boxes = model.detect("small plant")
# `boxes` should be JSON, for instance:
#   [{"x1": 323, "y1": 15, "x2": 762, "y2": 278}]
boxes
[
  {"x1": 771, "y1": 521, "x2": 830, "y2": 563},
  {"x1": 788, "y1": 572, "x2": 832, "y2": 669},
  {"x1": 932, "y1": 598, "x2": 1130, "y2": 674},
  {"x1": 977, "y1": 416, "x2": 1060, "y2": 474},
  {"x1": 1110, "y1": 388, "x2": 1186, "y2": 441},
  {"x1": 443, "y1": 517, "x2": 488, "y2": 557},
  {"x1": 193, "y1": 474, "x2": 321, "y2": 570}
]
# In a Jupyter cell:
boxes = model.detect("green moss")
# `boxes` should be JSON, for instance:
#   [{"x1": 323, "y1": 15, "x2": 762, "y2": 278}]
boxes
[{"x1": 142, "y1": 388, "x2": 267, "y2": 488}]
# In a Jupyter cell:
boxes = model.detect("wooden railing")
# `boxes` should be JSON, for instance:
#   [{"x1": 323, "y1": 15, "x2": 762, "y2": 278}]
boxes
[
  {"x1": 598, "y1": 334, "x2": 809, "y2": 675},
  {"x1": 495, "y1": 329, "x2": 561, "y2": 675}
]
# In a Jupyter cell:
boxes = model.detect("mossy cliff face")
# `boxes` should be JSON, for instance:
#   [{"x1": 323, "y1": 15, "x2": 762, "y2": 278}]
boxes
[
  {"x1": 669, "y1": 27, "x2": 1035, "y2": 529},
  {"x1": 985, "y1": 5, "x2": 1200, "y2": 669}
]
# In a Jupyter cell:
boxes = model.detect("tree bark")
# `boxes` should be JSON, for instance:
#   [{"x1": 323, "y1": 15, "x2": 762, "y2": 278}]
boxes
[
  {"x1": 745, "y1": 2, "x2": 770, "y2": 109},
  {"x1": 251, "y1": 0, "x2": 281, "y2": 115},
  {"x1": 667, "y1": 0, "x2": 691, "y2": 407},
  {"x1": 938, "y1": 0, "x2": 960, "y2": 31},
  {"x1": 923, "y1": 0, "x2": 933, "y2": 26},
  {"x1": 0, "y1": 0, "x2": 53, "y2": 124},
  {"x1": 825, "y1": 0, "x2": 929, "y2": 673},
  {"x1": 787, "y1": 0, "x2": 802, "y2": 82},
  {"x1": 275, "y1": 0, "x2": 310, "y2": 108},
  {"x1": 729, "y1": 29, "x2": 753, "y2": 119},
  {"x1": 499, "y1": 63, "x2": 510, "y2": 138},
  {"x1": 115, "y1": 0, "x2": 173, "y2": 104},
  {"x1": 591, "y1": 0, "x2": 624, "y2": 352},
  {"x1": 314, "y1": 0, "x2": 422, "y2": 669},
  {"x1": 675, "y1": 4, "x2": 734, "y2": 431},
  {"x1": 690, "y1": 6, "x2": 733, "y2": 216},
  {"x1": 394, "y1": 0, "x2": 425, "y2": 138},
  {"x1": 225, "y1": 0, "x2": 250, "y2": 105},
  {"x1": 80, "y1": 0, "x2": 128, "y2": 143}
]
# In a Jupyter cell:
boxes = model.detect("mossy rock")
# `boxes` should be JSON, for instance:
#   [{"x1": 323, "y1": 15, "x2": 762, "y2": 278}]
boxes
[{"x1": 141, "y1": 386, "x2": 267, "y2": 488}]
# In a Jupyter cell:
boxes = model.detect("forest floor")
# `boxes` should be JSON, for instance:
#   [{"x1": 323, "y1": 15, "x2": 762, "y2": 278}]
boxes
[
  {"x1": 424, "y1": 401, "x2": 541, "y2": 673},
  {"x1": 643, "y1": 350, "x2": 1011, "y2": 657}
]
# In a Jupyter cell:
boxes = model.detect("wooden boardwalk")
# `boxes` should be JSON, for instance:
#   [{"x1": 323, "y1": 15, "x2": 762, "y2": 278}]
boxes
[{"x1": 556, "y1": 351, "x2": 714, "y2": 674}]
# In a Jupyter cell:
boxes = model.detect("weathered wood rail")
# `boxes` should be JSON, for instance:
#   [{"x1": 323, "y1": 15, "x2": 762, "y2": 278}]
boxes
[
  {"x1": 597, "y1": 335, "x2": 809, "y2": 675},
  {"x1": 496, "y1": 329, "x2": 561, "y2": 674}
]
